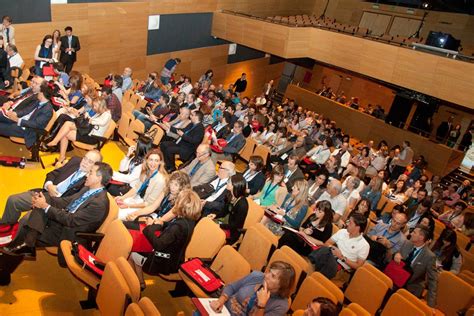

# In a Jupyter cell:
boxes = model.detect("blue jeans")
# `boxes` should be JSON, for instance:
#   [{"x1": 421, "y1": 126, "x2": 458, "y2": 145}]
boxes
[{"x1": 132, "y1": 110, "x2": 153, "y2": 131}]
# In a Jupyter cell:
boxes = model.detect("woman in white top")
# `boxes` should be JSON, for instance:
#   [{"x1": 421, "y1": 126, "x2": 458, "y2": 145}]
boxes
[
  {"x1": 111, "y1": 138, "x2": 153, "y2": 194},
  {"x1": 51, "y1": 29, "x2": 61, "y2": 61},
  {"x1": 269, "y1": 126, "x2": 288, "y2": 154},
  {"x1": 386, "y1": 179, "x2": 407, "y2": 204},
  {"x1": 46, "y1": 99, "x2": 112, "y2": 167},
  {"x1": 341, "y1": 176, "x2": 362, "y2": 211},
  {"x1": 256, "y1": 122, "x2": 277, "y2": 145},
  {"x1": 116, "y1": 149, "x2": 168, "y2": 220}
]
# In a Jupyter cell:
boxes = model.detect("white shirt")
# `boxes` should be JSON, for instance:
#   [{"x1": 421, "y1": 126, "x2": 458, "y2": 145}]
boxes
[
  {"x1": 8, "y1": 53, "x2": 23, "y2": 68},
  {"x1": 206, "y1": 177, "x2": 229, "y2": 202},
  {"x1": 331, "y1": 229, "x2": 370, "y2": 262},
  {"x1": 331, "y1": 148, "x2": 351, "y2": 168},
  {"x1": 317, "y1": 191, "x2": 347, "y2": 216}
]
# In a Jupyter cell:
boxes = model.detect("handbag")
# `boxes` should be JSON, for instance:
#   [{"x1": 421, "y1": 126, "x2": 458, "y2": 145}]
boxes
[
  {"x1": 384, "y1": 260, "x2": 412, "y2": 288},
  {"x1": 71, "y1": 241, "x2": 106, "y2": 278},
  {"x1": 75, "y1": 115, "x2": 94, "y2": 136},
  {"x1": 194, "y1": 183, "x2": 217, "y2": 199},
  {"x1": 179, "y1": 258, "x2": 224, "y2": 296},
  {"x1": 129, "y1": 222, "x2": 161, "y2": 253},
  {"x1": 210, "y1": 139, "x2": 228, "y2": 153}
]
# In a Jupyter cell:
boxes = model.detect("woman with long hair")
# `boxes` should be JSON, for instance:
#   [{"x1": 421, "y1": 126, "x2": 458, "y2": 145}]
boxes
[
  {"x1": 252, "y1": 165, "x2": 287, "y2": 207},
  {"x1": 431, "y1": 228, "x2": 462, "y2": 274},
  {"x1": 386, "y1": 179, "x2": 408, "y2": 205},
  {"x1": 278, "y1": 200, "x2": 334, "y2": 256},
  {"x1": 128, "y1": 189, "x2": 201, "y2": 290},
  {"x1": 360, "y1": 174, "x2": 384, "y2": 211},
  {"x1": 208, "y1": 174, "x2": 249, "y2": 244},
  {"x1": 243, "y1": 155, "x2": 266, "y2": 195},
  {"x1": 34, "y1": 35, "x2": 54, "y2": 76},
  {"x1": 115, "y1": 149, "x2": 168, "y2": 220},
  {"x1": 46, "y1": 98, "x2": 112, "y2": 167},
  {"x1": 51, "y1": 29, "x2": 61, "y2": 61},
  {"x1": 264, "y1": 179, "x2": 309, "y2": 236}
]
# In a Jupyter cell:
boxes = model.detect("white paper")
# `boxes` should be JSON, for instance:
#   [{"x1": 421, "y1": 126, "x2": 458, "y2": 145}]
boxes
[{"x1": 198, "y1": 298, "x2": 231, "y2": 316}]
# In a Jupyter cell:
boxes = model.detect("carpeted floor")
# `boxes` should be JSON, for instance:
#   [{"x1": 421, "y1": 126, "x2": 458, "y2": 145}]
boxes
[{"x1": 0, "y1": 139, "x2": 196, "y2": 315}]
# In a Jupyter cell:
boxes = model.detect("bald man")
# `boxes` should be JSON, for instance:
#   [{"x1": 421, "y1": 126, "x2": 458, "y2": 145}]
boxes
[
  {"x1": 122, "y1": 67, "x2": 133, "y2": 91},
  {"x1": 182, "y1": 144, "x2": 216, "y2": 187}
]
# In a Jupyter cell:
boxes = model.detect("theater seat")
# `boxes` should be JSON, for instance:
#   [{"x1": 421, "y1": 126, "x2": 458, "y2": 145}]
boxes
[
  {"x1": 60, "y1": 219, "x2": 132, "y2": 308},
  {"x1": 45, "y1": 192, "x2": 118, "y2": 256},
  {"x1": 96, "y1": 257, "x2": 140, "y2": 315},
  {"x1": 72, "y1": 121, "x2": 116, "y2": 151}
]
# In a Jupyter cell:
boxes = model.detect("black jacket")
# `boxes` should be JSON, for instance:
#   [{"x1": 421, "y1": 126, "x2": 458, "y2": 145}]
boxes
[
  {"x1": 60, "y1": 35, "x2": 81, "y2": 62},
  {"x1": 142, "y1": 218, "x2": 196, "y2": 275},
  {"x1": 43, "y1": 156, "x2": 85, "y2": 197},
  {"x1": 220, "y1": 197, "x2": 249, "y2": 244}
]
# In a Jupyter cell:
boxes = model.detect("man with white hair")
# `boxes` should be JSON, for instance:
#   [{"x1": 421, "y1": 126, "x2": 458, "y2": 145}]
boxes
[
  {"x1": 122, "y1": 67, "x2": 133, "y2": 91},
  {"x1": 316, "y1": 179, "x2": 348, "y2": 222},
  {"x1": 196, "y1": 160, "x2": 235, "y2": 216},
  {"x1": 182, "y1": 144, "x2": 215, "y2": 187}
]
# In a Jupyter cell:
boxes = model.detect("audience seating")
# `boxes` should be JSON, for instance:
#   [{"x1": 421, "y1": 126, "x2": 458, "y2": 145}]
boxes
[
  {"x1": 253, "y1": 144, "x2": 271, "y2": 165},
  {"x1": 345, "y1": 303, "x2": 371, "y2": 316},
  {"x1": 459, "y1": 270, "x2": 474, "y2": 286},
  {"x1": 238, "y1": 137, "x2": 257, "y2": 162},
  {"x1": 361, "y1": 262, "x2": 393, "y2": 290},
  {"x1": 310, "y1": 272, "x2": 345, "y2": 304},
  {"x1": 253, "y1": 222, "x2": 279, "y2": 246},
  {"x1": 238, "y1": 226, "x2": 274, "y2": 271},
  {"x1": 148, "y1": 125, "x2": 165, "y2": 146},
  {"x1": 344, "y1": 266, "x2": 391, "y2": 314},
  {"x1": 436, "y1": 271, "x2": 474, "y2": 316},
  {"x1": 45, "y1": 192, "x2": 119, "y2": 256},
  {"x1": 380, "y1": 292, "x2": 425, "y2": 316},
  {"x1": 291, "y1": 276, "x2": 337, "y2": 311},
  {"x1": 456, "y1": 231, "x2": 471, "y2": 251},
  {"x1": 339, "y1": 307, "x2": 357, "y2": 316},
  {"x1": 96, "y1": 257, "x2": 140, "y2": 315},
  {"x1": 244, "y1": 197, "x2": 264, "y2": 229},
  {"x1": 122, "y1": 119, "x2": 145, "y2": 147},
  {"x1": 72, "y1": 121, "x2": 117, "y2": 151},
  {"x1": 267, "y1": 248, "x2": 302, "y2": 295},
  {"x1": 60, "y1": 219, "x2": 132, "y2": 305},
  {"x1": 179, "y1": 245, "x2": 251, "y2": 298},
  {"x1": 396, "y1": 288, "x2": 433, "y2": 316},
  {"x1": 460, "y1": 249, "x2": 474, "y2": 271}
]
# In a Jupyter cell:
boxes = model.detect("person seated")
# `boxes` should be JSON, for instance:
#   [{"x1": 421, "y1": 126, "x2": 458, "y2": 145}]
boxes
[
  {"x1": 282, "y1": 154, "x2": 305, "y2": 193},
  {"x1": 307, "y1": 171, "x2": 328, "y2": 205},
  {"x1": 300, "y1": 138, "x2": 333, "y2": 176},
  {"x1": 242, "y1": 155, "x2": 266, "y2": 195},
  {"x1": 300, "y1": 297, "x2": 338, "y2": 316},
  {"x1": 386, "y1": 179, "x2": 408, "y2": 205},
  {"x1": 316, "y1": 179, "x2": 347, "y2": 223},
  {"x1": 320, "y1": 155, "x2": 341, "y2": 180},
  {"x1": 360, "y1": 175, "x2": 385, "y2": 211},
  {"x1": 0, "y1": 75, "x2": 41, "y2": 110},
  {"x1": 438, "y1": 201, "x2": 468, "y2": 230},
  {"x1": 269, "y1": 136, "x2": 307, "y2": 166},
  {"x1": 442, "y1": 183, "x2": 461, "y2": 207},
  {"x1": 278, "y1": 200, "x2": 333, "y2": 256},
  {"x1": 366, "y1": 211, "x2": 408, "y2": 268},
  {"x1": 181, "y1": 144, "x2": 215, "y2": 187},
  {"x1": 252, "y1": 165, "x2": 287, "y2": 207},
  {"x1": 461, "y1": 212, "x2": 474, "y2": 238},
  {"x1": 263, "y1": 179, "x2": 309, "y2": 236},
  {"x1": 429, "y1": 188, "x2": 445, "y2": 218},
  {"x1": 55, "y1": 74, "x2": 84, "y2": 111},
  {"x1": 46, "y1": 98, "x2": 112, "y2": 167},
  {"x1": 0, "y1": 150, "x2": 102, "y2": 225},
  {"x1": 0, "y1": 79, "x2": 53, "y2": 149},
  {"x1": 403, "y1": 188, "x2": 428, "y2": 216},
  {"x1": 208, "y1": 174, "x2": 248, "y2": 244},
  {"x1": 128, "y1": 189, "x2": 201, "y2": 290},
  {"x1": 209, "y1": 261, "x2": 295, "y2": 315},
  {"x1": 456, "y1": 179, "x2": 471, "y2": 201},
  {"x1": 109, "y1": 137, "x2": 152, "y2": 196},
  {"x1": 331, "y1": 141, "x2": 351, "y2": 171},
  {"x1": 160, "y1": 110, "x2": 205, "y2": 172},
  {"x1": 121, "y1": 67, "x2": 133, "y2": 91},
  {"x1": 268, "y1": 127, "x2": 288, "y2": 155},
  {"x1": 350, "y1": 146, "x2": 371, "y2": 170},
  {"x1": 404, "y1": 179, "x2": 425, "y2": 200},
  {"x1": 337, "y1": 197, "x2": 372, "y2": 229},
  {"x1": 101, "y1": 86, "x2": 121, "y2": 123},
  {"x1": 123, "y1": 171, "x2": 190, "y2": 224},
  {"x1": 111, "y1": 74, "x2": 123, "y2": 102},
  {"x1": 198, "y1": 160, "x2": 235, "y2": 216},
  {"x1": 340, "y1": 176, "x2": 361, "y2": 211},
  {"x1": 136, "y1": 94, "x2": 172, "y2": 131},
  {"x1": 210, "y1": 111, "x2": 232, "y2": 139},
  {"x1": 0, "y1": 162, "x2": 112, "y2": 259},
  {"x1": 393, "y1": 226, "x2": 438, "y2": 307},
  {"x1": 406, "y1": 199, "x2": 432, "y2": 230},
  {"x1": 157, "y1": 105, "x2": 191, "y2": 142},
  {"x1": 308, "y1": 213, "x2": 370, "y2": 279},
  {"x1": 211, "y1": 120, "x2": 246, "y2": 162},
  {"x1": 115, "y1": 149, "x2": 167, "y2": 220},
  {"x1": 431, "y1": 228, "x2": 462, "y2": 275},
  {"x1": 254, "y1": 122, "x2": 276, "y2": 145},
  {"x1": 6, "y1": 44, "x2": 24, "y2": 69}
]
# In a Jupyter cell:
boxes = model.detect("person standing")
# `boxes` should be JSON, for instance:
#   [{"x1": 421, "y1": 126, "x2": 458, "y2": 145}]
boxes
[
  {"x1": 60, "y1": 26, "x2": 80, "y2": 74},
  {"x1": 233, "y1": 73, "x2": 247, "y2": 94},
  {"x1": 0, "y1": 16, "x2": 15, "y2": 47},
  {"x1": 160, "y1": 58, "x2": 180, "y2": 85}
]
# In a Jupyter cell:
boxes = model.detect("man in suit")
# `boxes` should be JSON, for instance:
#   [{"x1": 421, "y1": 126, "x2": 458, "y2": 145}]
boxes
[
  {"x1": 394, "y1": 226, "x2": 438, "y2": 307},
  {"x1": 160, "y1": 110, "x2": 205, "y2": 172},
  {"x1": 59, "y1": 26, "x2": 80, "y2": 74},
  {"x1": 283, "y1": 154, "x2": 304, "y2": 192},
  {"x1": 0, "y1": 80, "x2": 53, "y2": 148},
  {"x1": 182, "y1": 144, "x2": 215, "y2": 187},
  {"x1": 197, "y1": 161, "x2": 235, "y2": 216},
  {"x1": 0, "y1": 75, "x2": 43, "y2": 113},
  {"x1": 0, "y1": 150, "x2": 103, "y2": 225},
  {"x1": 211, "y1": 121, "x2": 246, "y2": 162},
  {"x1": 0, "y1": 162, "x2": 112, "y2": 259}
]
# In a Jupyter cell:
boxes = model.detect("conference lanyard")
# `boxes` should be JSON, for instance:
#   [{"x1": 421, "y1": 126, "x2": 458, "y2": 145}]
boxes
[{"x1": 262, "y1": 183, "x2": 278, "y2": 200}]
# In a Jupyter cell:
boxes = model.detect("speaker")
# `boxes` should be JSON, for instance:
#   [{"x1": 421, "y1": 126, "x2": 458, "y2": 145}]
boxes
[{"x1": 425, "y1": 31, "x2": 460, "y2": 51}]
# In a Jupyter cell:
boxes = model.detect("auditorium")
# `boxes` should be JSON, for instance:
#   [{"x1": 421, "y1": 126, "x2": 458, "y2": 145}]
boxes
[{"x1": 0, "y1": 0, "x2": 473, "y2": 315}]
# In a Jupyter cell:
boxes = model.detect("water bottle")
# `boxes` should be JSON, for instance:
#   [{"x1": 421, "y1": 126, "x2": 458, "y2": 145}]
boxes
[{"x1": 19, "y1": 157, "x2": 26, "y2": 169}]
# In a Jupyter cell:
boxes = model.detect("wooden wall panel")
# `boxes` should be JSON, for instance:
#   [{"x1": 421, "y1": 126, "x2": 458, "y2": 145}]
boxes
[
  {"x1": 285, "y1": 85, "x2": 463, "y2": 176},
  {"x1": 211, "y1": 12, "x2": 474, "y2": 109},
  {"x1": 217, "y1": 0, "x2": 316, "y2": 16},
  {"x1": 389, "y1": 16, "x2": 421, "y2": 37},
  {"x1": 148, "y1": 0, "x2": 217, "y2": 14}
]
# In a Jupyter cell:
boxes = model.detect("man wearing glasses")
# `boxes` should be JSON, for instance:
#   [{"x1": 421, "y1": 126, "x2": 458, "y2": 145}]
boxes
[
  {"x1": 182, "y1": 144, "x2": 215, "y2": 187},
  {"x1": 366, "y1": 211, "x2": 408, "y2": 268},
  {"x1": 0, "y1": 150, "x2": 102, "y2": 225},
  {"x1": 211, "y1": 121, "x2": 246, "y2": 162},
  {"x1": 197, "y1": 161, "x2": 235, "y2": 216}
]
